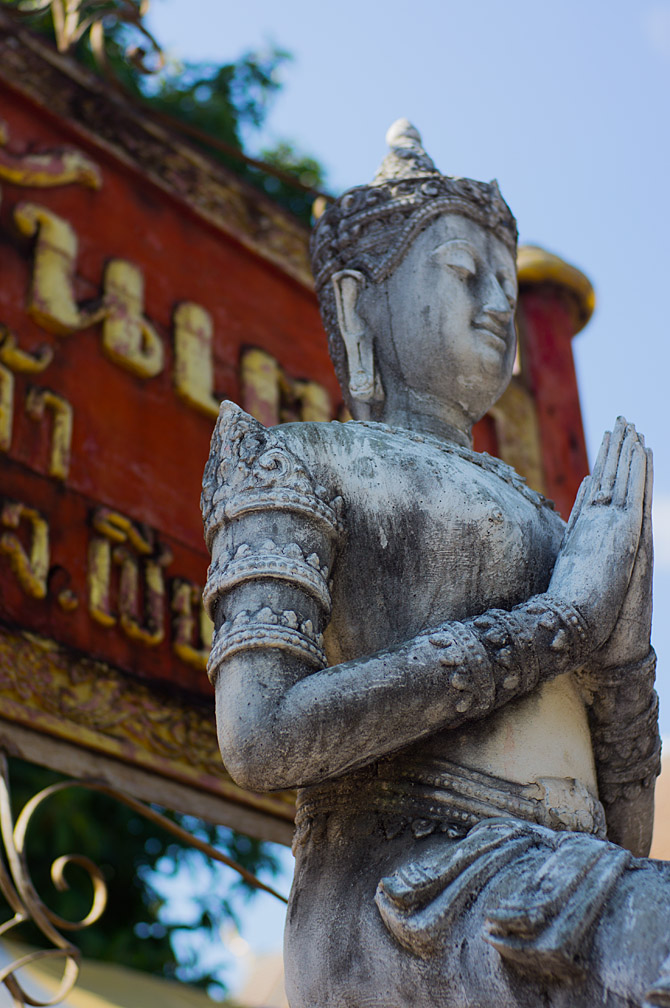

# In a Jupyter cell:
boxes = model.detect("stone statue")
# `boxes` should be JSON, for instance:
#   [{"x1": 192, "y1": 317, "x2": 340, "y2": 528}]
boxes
[{"x1": 201, "y1": 121, "x2": 668, "y2": 1007}]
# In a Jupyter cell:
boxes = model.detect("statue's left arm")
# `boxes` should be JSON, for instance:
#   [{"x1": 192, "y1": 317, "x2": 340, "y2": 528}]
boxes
[{"x1": 575, "y1": 447, "x2": 660, "y2": 857}]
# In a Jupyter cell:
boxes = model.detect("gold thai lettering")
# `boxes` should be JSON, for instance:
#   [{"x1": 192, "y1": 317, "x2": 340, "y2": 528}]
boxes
[
  {"x1": 230, "y1": 348, "x2": 337, "y2": 425},
  {"x1": 114, "y1": 542, "x2": 172, "y2": 646},
  {"x1": 490, "y1": 379, "x2": 545, "y2": 495},
  {"x1": 88, "y1": 536, "x2": 115, "y2": 627},
  {"x1": 46, "y1": 560, "x2": 79, "y2": 611},
  {"x1": 101, "y1": 260, "x2": 164, "y2": 378},
  {"x1": 0, "y1": 329, "x2": 53, "y2": 373},
  {"x1": 57, "y1": 587, "x2": 79, "y2": 611},
  {"x1": 0, "y1": 119, "x2": 101, "y2": 190},
  {"x1": 87, "y1": 508, "x2": 172, "y2": 645},
  {"x1": 171, "y1": 579, "x2": 213, "y2": 671},
  {"x1": 92, "y1": 508, "x2": 144, "y2": 547},
  {"x1": 0, "y1": 327, "x2": 53, "y2": 452},
  {"x1": 240, "y1": 347, "x2": 281, "y2": 426},
  {"x1": 0, "y1": 364, "x2": 11, "y2": 452},
  {"x1": 13, "y1": 202, "x2": 106, "y2": 336},
  {"x1": 25, "y1": 387, "x2": 73, "y2": 480},
  {"x1": 173, "y1": 302, "x2": 220, "y2": 417},
  {"x1": 14, "y1": 206, "x2": 163, "y2": 378},
  {"x1": 241, "y1": 347, "x2": 333, "y2": 424},
  {"x1": 0, "y1": 142, "x2": 101, "y2": 190},
  {"x1": 292, "y1": 379, "x2": 332, "y2": 422},
  {"x1": 0, "y1": 500, "x2": 49, "y2": 599}
]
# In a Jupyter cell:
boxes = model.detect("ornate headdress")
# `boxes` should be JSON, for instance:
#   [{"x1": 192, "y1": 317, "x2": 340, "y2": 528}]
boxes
[{"x1": 310, "y1": 119, "x2": 517, "y2": 293}]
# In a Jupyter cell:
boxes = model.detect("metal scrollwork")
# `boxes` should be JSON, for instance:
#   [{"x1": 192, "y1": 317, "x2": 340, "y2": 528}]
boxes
[
  {"x1": 0, "y1": 751, "x2": 287, "y2": 1006},
  {"x1": 7, "y1": 0, "x2": 165, "y2": 79}
]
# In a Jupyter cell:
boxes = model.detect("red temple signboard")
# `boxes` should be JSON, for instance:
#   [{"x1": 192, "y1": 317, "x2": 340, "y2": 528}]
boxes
[{"x1": 0, "y1": 15, "x2": 593, "y2": 845}]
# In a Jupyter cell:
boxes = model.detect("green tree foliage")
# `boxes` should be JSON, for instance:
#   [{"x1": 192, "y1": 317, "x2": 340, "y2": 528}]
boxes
[
  {"x1": 255, "y1": 141, "x2": 326, "y2": 223},
  {"x1": 136, "y1": 55, "x2": 328, "y2": 222},
  {"x1": 3, "y1": 758, "x2": 280, "y2": 995}
]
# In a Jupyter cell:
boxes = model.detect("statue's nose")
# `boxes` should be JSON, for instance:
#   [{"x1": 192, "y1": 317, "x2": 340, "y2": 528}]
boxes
[{"x1": 478, "y1": 274, "x2": 514, "y2": 325}]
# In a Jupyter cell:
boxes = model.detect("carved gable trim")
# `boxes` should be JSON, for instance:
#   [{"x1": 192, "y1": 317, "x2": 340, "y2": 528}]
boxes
[{"x1": 0, "y1": 624, "x2": 296, "y2": 834}]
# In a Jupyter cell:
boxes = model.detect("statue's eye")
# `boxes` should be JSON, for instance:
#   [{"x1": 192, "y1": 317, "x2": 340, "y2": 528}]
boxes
[
  {"x1": 450, "y1": 259, "x2": 477, "y2": 281},
  {"x1": 433, "y1": 243, "x2": 477, "y2": 279}
]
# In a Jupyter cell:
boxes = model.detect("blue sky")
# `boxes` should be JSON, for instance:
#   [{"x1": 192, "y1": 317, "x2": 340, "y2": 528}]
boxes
[{"x1": 143, "y1": 0, "x2": 670, "y2": 988}]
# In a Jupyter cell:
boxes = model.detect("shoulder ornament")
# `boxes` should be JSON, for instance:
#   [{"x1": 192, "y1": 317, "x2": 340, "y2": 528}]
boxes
[
  {"x1": 202, "y1": 402, "x2": 341, "y2": 682},
  {"x1": 202, "y1": 400, "x2": 344, "y2": 551}
]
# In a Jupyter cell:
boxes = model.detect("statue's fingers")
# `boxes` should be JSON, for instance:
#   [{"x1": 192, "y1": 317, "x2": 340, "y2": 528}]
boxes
[
  {"x1": 638, "y1": 446, "x2": 654, "y2": 552},
  {"x1": 644, "y1": 447, "x2": 654, "y2": 524},
  {"x1": 611, "y1": 425, "x2": 638, "y2": 508},
  {"x1": 624, "y1": 442, "x2": 647, "y2": 517},
  {"x1": 565, "y1": 476, "x2": 590, "y2": 537},
  {"x1": 598, "y1": 416, "x2": 629, "y2": 502},
  {"x1": 624, "y1": 446, "x2": 653, "y2": 589},
  {"x1": 587, "y1": 429, "x2": 611, "y2": 503}
]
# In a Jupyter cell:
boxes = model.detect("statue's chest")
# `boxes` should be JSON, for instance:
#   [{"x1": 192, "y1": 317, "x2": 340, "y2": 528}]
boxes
[{"x1": 324, "y1": 440, "x2": 563, "y2": 661}]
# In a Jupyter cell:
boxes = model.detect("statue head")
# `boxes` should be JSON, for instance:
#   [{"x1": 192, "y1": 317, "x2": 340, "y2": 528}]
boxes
[{"x1": 310, "y1": 120, "x2": 518, "y2": 441}]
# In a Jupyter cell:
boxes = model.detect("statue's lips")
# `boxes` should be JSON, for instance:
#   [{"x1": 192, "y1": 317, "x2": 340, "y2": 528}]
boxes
[{"x1": 474, "y1": 325, "x2": 508, "y2": 350}]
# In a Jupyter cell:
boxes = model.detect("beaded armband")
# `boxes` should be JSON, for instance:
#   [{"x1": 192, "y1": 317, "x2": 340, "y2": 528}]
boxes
[
  {"x1": 203, "y1": 538, "x2": 332, "y2": 617},
  {"x1": 207, "y1": 606, "x2": 327, "y2": 685},
  {"x1": 580, "y1": 649, "x2": 661, "y2": 802},
  {"x1": 201, "y1": 401, "x2": 342, "y2": 686},
  {"x1": 428, "y1": 593, "x2": 591, "y2": 723}
]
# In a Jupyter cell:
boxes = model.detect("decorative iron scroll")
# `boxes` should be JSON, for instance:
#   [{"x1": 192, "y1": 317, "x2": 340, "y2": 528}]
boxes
[
  {"x1": 7, "y1": 0, "x2": 164, "y2": 78},
  {"x1": 0, "y1": 751, "x2": 287, "y2": 1007}
]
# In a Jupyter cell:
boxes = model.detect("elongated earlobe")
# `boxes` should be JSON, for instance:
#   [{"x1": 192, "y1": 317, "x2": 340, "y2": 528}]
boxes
[{"x1": 331, "y1": 270, "x2": 384, "y2": 403}]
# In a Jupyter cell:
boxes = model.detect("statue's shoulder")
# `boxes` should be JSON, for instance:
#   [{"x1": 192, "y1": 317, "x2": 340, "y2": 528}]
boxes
[
  {"x1": 277, "y1": 414, "x2": 385, "y2": 463},
  {"x1": 201, "y1": 401, "x2": 344, "y2": 550},
  {"x1": 283, "y1": 418, "x2": 562, "y2": 523},
  {"x1": 282, "y1": 418, "x2": 563, "y2": 526}
]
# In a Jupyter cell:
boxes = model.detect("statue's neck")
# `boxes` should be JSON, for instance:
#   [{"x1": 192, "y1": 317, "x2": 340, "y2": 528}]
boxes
[{"x1": 368, "y1": 387, "x2": 473, "y2": 449}]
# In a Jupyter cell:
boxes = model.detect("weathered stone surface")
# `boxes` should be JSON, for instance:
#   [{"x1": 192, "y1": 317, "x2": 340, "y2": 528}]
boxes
[{"x1": 203, "y1": 121, "x2": 662, "y2": 1006}]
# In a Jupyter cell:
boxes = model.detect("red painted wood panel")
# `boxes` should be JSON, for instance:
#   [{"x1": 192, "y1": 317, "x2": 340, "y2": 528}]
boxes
[
  {"x1": 517, "y1": 284, "x2": 589, "y2": 518},
  {"x1": 0, "y1": 87, "x2": 339, "y2": 699}
]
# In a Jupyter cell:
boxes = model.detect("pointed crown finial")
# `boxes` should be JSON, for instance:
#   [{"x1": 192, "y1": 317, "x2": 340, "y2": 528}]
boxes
[
  {"x1": 385, "y1": 118, "x2": 421, "y2": 146},
  {"x1": 374, "y1": 119, "x2": 439, "y2": 183}
]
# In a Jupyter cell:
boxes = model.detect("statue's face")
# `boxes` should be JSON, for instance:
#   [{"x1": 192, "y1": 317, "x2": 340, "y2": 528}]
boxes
[{"x1": 367, "y1": 213, "x2": 517, "y2": 424}]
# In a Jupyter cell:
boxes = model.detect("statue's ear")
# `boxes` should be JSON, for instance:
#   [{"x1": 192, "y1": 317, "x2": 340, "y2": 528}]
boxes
[{"x1": 331, "y1": 270, "x2": 384, "y2": 403}]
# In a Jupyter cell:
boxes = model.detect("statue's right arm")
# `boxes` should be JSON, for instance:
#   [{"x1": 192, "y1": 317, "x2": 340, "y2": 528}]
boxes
[{"x1": 202, "y1": 406, "x2": 647, "y2": 792}]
